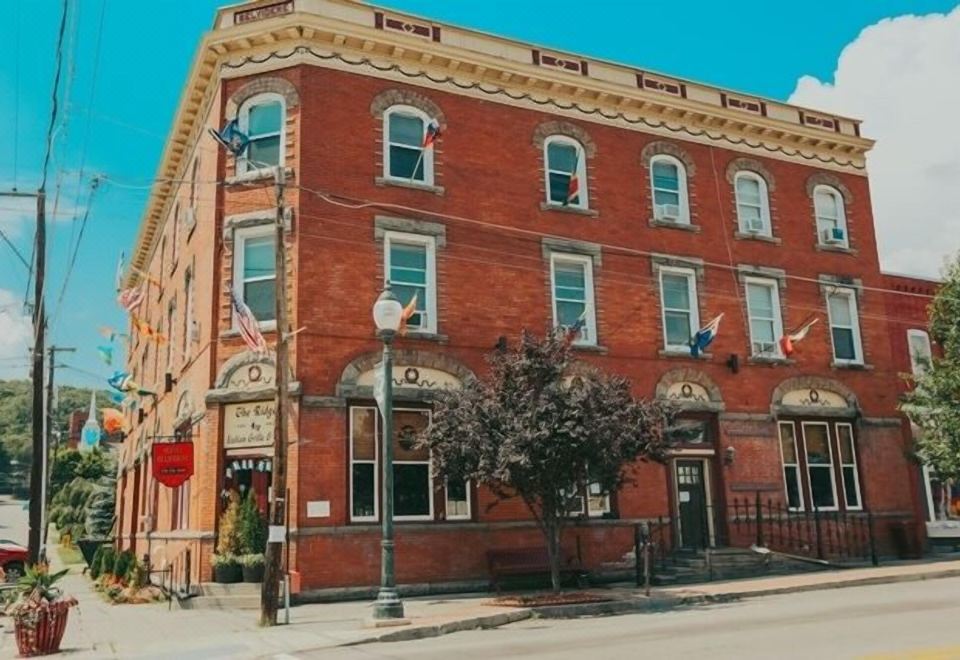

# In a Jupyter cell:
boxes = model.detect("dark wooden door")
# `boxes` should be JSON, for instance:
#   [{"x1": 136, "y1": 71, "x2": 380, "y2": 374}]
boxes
[{"x1": 676, "y1": 460, "x2": 707, "y2": 549}]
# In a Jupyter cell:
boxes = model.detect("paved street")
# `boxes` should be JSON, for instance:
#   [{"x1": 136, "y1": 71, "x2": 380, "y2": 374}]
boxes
[
  {"x1": 311, "y1": 578, "x2": 960, "y2": 660},
  {"x1": 0, "y1": 496, "x2": 28, "y2": 546}
]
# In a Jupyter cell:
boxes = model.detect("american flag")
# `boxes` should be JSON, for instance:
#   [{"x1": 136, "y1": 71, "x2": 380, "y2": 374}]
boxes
[
  {"x1": 230, "y1": 286, "x2": 268, "y2": 354},
  {"x1": 117, "y1": 286, "x2": 145, "y2": 312},
  {"x1": 422, "y1": 118, "x2": 441, "y2": 149}
]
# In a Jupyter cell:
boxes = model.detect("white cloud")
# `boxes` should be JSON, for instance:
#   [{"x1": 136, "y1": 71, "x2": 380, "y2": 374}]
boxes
[
  {"x1": 789, "y1": 7, "x2": 960, "y2": 280},
  {"x1": 0, "y1": 288, "x2": 32, "y2": 380}
]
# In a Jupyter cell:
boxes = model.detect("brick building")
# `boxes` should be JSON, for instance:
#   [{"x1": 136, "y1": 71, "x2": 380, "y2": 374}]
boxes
[{"x1": 115, "y1": 0, "x2": 928, "y2": 596}]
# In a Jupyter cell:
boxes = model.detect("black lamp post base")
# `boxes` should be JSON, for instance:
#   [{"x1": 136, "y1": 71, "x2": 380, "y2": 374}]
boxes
[{"x1": 372, "y1": 588, "x2": 405, "y2": 620}]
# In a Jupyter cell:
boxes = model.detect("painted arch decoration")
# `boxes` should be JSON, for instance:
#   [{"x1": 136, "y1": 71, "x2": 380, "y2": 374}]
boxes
[
  {"x1": 771, "y1": 376, "x2": 859, "y2": 417},
  {"x1": 655, "y1": 368, "x2": 724, "y2": 412},
  {"x1": 337, "y1": 349, "x2": 475, "y2": 401}
]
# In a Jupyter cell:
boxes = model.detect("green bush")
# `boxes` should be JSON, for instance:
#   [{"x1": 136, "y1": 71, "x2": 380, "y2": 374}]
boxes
[
  {"x1": 90, "y1": 546, "x2": 105, "y2": 579},
  {"x1": 113, "y1": 550, "x2": 135, "y2": 582},
  {"x1": 127, "y1": 556, "x2": 148, "y2": 588},
  {"x1": 97, "y1": 546, "x2": 117, "y2": 579},
  {"x1": 237, "y1": 490, "x2": 267, "y2": 555},
  {"x1": 216, "y1": 492, "x2": 243, "y2": 556}
]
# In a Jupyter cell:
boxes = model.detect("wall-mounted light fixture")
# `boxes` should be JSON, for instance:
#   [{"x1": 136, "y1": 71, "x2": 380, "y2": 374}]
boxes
[
  {"x1": 726, "y1": 353, "x2": 740, "y2": 374},
  {"x1": 724, "y1": 446, "x2": 736, "y2": 466}
]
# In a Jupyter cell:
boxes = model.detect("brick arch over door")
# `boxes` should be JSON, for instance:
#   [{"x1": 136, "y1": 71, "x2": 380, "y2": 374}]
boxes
[
  {"x1": 226, "y1": 77, "x2": 301, "y2": 117},
  {"x1": 655, "y1": 368, "x2": 724, "y2": 411},
  {"x1": 336, "y1": 349, "x2": 475, "y2": 399}
]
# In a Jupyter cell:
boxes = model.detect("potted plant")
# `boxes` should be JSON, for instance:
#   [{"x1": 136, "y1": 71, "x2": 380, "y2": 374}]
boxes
[
  {"x1": 5, "y1": 563, "x2": 78, "y2": 657},
  {"x1": 211, "y1": 553, "x2": 242, "y2": 584},
  {"x1": 239, "y1": 553, "x2": 265, "y2": 583}
]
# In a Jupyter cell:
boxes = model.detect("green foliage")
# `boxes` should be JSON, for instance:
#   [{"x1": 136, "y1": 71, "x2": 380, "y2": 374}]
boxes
[
  {"x1": 96, "y1": 547, "x2": 117, "y2": 579},
  {"x1": 903, "y1": 256, "x2": 960, "y2": 479},
  {"x1": 211, "y1": 553, "x2": 238, "y2": 567},
  {"x1": 127, "y1": 557, "x2": 148, "y2": 588},
  {"x1": 90, "y1": 546, "x2": 105, "y2": 579},
  {"x1": 419, "y1": 330, "x2": 672, "y2": 591},
  {"x1": 15, "y1": 564, "x2": 70, "y2": 601},
  {"x1": 238, "y1": 553, "x2": 264, "y2": 568},
  {"x1": 216, "y1": 492, "x2": 243, "y2": 556},
  {"x1": 237, "y1": 490, "x2": 267, "y2": 555},
  {"x1": 113, "y1": 550, "x2": 135, "y2": 581}
]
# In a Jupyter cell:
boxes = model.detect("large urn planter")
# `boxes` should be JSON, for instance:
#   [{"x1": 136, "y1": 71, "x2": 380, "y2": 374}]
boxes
[
  {"x1": 211, "y1": 555, "x2": 242, "y2": 584},
  {"x1": 13, "y1": 597, "x2": 77, "y2": 657},
  {"x1": 240, "y1": 554, "x2": 265, "y2": 583}
]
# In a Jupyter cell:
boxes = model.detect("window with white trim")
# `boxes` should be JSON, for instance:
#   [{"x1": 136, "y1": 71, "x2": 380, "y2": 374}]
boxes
[
  {"x1": 233, "y1": 226, "x2": 276, "y2": 324},
  {"x1": 183, "y1": 268, "x2": 194, "y2": 363},
  {"x1": 171, "y1": 204, "x2": 180, "y2": 269},
  {"x1": 735, "y1": 171, "x2": 771, "y2": 236},
  {"x1": 166, "y1": 299, "x2": 176, "y2": 371},
  {"x1": 802, "y1": 422, "x2": 838, "y2": 511},
  {"x1": 908, "y1": 329, "x2": 932, "y2": 376},
  {"x1": 384, "y1": 105, "x2": 433, "y2": 184},
  {"x1": 778, "y1": 422, "x2": 803, "y2": 511},
  {"x1": 836, "y1": 423, "x2": 862, "y2": 510},
  {"x1": 349, "y1": 406, "x2": 435, "y2": 522},
  {"x1": 550, "y1": 253, "x2": 597, "y2": 346},
  {"x1": 562, "y1": 467, "x2": 611, "y2": 518},
  {"x1": 658, "y1": 267, "x2": 699, "y2": 352},
  {"x1": 650, "y1": 155, "x2": 689, "y2": 224},
  {"x1": 814, "y1": 186, "x2": 848, "y2": 247},
  {"x1": 238, "y1": 93, "x2": 284, "y2": 173},
  {"x1": 544, "y1": 136, "x2": 588, "y2": 208},
  {"x1": 383, "y1": 232, "x2": 437, "y2": 334},
  {"x1": 444, "y1": 479, "x2": 470, "y2": 521},
  {"x1": 745, "y1": 277, "x2": 783, "y2": 357},
  {"x1": 826, "y1": 288, "x2": 863, "y2": 364}
]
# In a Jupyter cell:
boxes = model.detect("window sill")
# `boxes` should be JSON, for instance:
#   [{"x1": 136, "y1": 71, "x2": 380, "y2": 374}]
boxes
[
  {"x1": 375, "y1": 176, "x2": 445, "y2": 196},
  {"x1": 399, "y1": 330, "x2": 449, "y2": 343},
  {"x1": 571, "y1": 343, "x2": 608, "y2": 354},
  {"x1": 734, "y1": 231, "x2": 781, "y2": 245},
  {"x1": 649, "y1": 218, "x2": 700, "y2": 232},
  {"x1": 831, "y1": 361, "x2": 873, "y2": 371},
  {"x1": 659, "y1": 349, "x2": 711, "y2": 360},
  {"x1": 225, "y1": 166, "x2": 293, "y2": 186},
  {"x1": 221, "y1": 322, "x2": 277, "y2": 339},
  {"x1": 747, "y1": 355, "x2": 794, "y2": 366},
  {"x1": 816, "y1": 243, "x2": 856, "y2": 255},
  {"x1": 541, "y1": 202, "x2": 599, "y2": 217}
]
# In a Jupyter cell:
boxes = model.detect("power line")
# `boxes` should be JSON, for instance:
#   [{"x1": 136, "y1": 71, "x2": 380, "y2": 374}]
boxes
[
  {"x1": 39, "y1": 0, "x2": 70, "y2": 193},
  {"x1": 50, "y1": 176, "x2": 100, "y2": 330},
  {"x1": 12, "y1": 1, "x2": 21, "y2": 190},
  {"x1": 0, "y1": 226, "x2": 29, "y2": 270}
]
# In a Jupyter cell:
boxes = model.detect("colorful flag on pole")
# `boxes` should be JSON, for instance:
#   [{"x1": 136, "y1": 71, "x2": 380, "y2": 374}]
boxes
[
  {"x1": 107, "y1": 371, "x2": 134, "y2": 392},
  {"x1": 399, "y1": 292, "x2": 419, "y2": 335},
  {"x1": 96, "y1": 345, "x2": 114, "y2": 366},
  {"x1": 208, "y1": 119, "x2": 250, "y2": 158},
  {"x1": 115, "y1": 251, "x2": 125, "y2": 292},
  {"x1": 131, "y1": 316, "x2": 167, "y2": 344},
  {"x1": 780, "y1": 317, "x2": 819, "y2": 357},
  {"x1": 689, "y1": 313, "x2": 724, "y2": 357},
  {"x1": 98, "y1": 326, "x2": 129, "y2": 344},
  {"x1": 563, "y1": 306, "x2": 590, "y2": 345},
  {"x1": 422, "y1": 118, "x2": 442, "y2": 149},
  {"x1": 117, "y1": 286, "x2": 145, "y2": 312},
  {"x1": 229, "y1": 286, "x2": 268, "y2": 354},
  {"x1": 101, "y1": 408, "x2": 127, "y2": 434},
  {"x1": 563, "y1": 154, "x2": 580, "y2": 206}
]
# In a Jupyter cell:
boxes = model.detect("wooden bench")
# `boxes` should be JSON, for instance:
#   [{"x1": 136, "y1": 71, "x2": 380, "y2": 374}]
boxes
[{"x1": 486, "y1": 547, "x2": 584, "y2": 592}]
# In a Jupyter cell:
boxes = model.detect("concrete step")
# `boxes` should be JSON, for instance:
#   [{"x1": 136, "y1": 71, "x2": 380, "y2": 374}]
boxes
[
  {"x1": 196, "y1": 582, "x2": 262, "y2": 597},
  {"x1": 178, "y1": 594, "x2": 260, "y2": 610}
]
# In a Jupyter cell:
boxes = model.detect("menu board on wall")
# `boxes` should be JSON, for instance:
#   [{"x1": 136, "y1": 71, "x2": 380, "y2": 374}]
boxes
[{"x1": 224, "y1": 401, "x2": 276, "y2": 450}]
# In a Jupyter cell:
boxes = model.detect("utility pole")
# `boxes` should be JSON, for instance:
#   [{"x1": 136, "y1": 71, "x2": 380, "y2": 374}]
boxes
[
  {"x1": 42, "y1": 346, "x2": 75, "y2": 552},
  {"x1": 261, "y1": 167, "x2": 291, "y2": 627}
]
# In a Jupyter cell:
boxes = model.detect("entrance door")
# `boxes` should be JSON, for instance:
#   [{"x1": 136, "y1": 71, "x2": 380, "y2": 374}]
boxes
[{"x1": 676, "y1": 460, "x2": 708, "y2": 549}]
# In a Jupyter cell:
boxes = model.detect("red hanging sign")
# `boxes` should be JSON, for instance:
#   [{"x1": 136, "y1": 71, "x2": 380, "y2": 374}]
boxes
[{"x1": 152, "y1": 442, "x2": 194, "y2": 488}]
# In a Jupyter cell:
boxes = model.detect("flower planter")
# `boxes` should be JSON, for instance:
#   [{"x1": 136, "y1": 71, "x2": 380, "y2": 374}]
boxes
[
  {"x1": 242, "y1": 563, "x2": 264, "y2": 583},
  {"x1": 14, "y1": 598, "x2": 76, "y2": 657},
  {"x1": 213, "y1": 562, "x2": 242, "y2": 584}
]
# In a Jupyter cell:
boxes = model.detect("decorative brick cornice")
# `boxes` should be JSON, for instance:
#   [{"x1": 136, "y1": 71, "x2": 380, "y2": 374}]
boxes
[
  {"x1": 640, "y1": 141, "x2": 696, "y2": 177},
  {"x1": 532, "y1": 121, "x2": 597, "y2": 157},
  {"x1": 725, "y1": 157, "x2": 776, "y2": 191},
  {"x1": 369, "y1": 88, "x2": 445, "y2": 125},
  {"x1": 806, "y1": 172, "x2": 852, "y2": 204},
  {"x1": 226, "y1": 76, "x2": 300, "y2": 116}
]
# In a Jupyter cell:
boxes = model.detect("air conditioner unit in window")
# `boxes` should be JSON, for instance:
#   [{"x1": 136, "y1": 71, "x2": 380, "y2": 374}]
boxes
[
  {"x1": 745, "y1": 217, "x2": 765, "y2": 234},
  {"x1": 655, "y1": 204, "x2": 681, "y2": 222},
  {"x1": 184, "y1": 207, "x2": 197, "y2": 230},
  {"x1": 821, "y1": 227, "x2": 845, "y2": 244}
]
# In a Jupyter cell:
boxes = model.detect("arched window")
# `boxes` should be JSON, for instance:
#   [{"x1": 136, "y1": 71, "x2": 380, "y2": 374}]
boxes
[
  {"x1": 237, "y1": 93, "x2": 285, "y2": 173},
  {"x1": 734, "y1": 171, "x2": 771, "y2": 236},
  {"x1": 650, "y1": 155, "x2": 689, "y2": 224},
  {"x1": 384, "y1": 105, "x2": 434, "y2": 185},
  {"x1": 189, "y1": 157, "x2": 200, "y2": 210},
  {"x1": 814, "y1": 185, "x2": 848, "y2": 247},
  {"x1": 544, "y1": 135, "x2": 588, "y2": 209}
]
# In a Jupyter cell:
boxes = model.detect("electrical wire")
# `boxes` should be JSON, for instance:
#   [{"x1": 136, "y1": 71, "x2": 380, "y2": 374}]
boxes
[{"x1": 40, "y1": 0, "x2": 70, "y2": 193}]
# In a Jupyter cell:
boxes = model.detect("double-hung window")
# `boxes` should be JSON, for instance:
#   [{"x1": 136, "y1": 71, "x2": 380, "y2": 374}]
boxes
[
  {"x1": 445, "y1": 479, "x2": 471, "y2": 521},
  {"x1": 745, "y1": 277, "x2": 783, "y2": 357},
  {"x1": 183, "y1": 269, "x2": 194, "y2": 363},
  {"x1": 659, "y1": 267, "x2": 699, "y2": 352},
  {"x1": 384, "y1": 232, "x2": 437, "y2": 334},
  {"x1": 234, "y1": 227, "x2": 276, "y2": 324},
  {"x1": 384, "y1": 106, "x2": 433, "y2": 184},
  {"x1": 166, "y1": 300, "x2": 176, "y2": 371},
  {"x1": 908, "y1": 329, "x2": 932, "y2": 376},
  {"x1": 802, "y1": 422, "x2": 838, "y2": 511},
  {"x1": 779, "y1": 421, "x2": 862, "y2": 512},
  {"x1": 544, "y1": 136, "x2": 588, "y2": 208},
  {"x1": 836, "y1": 423, "x2": 861, "y2": 510},
  {"x1": 826, "y1": 288, "x2": 863, "y2": 364},
  {"x1": 814, "y1": 186, "x2": 848, "y2": 247},
  {"x1": 650, "y1": 155, "x2": 688, "y2": 224},
  {"x1": 550, "y1": 253, "x2": 597, "y2": 346},
  {"x1": 735, "y1": 172, "x2": 771, "y2": 236},
  {"x1": 239, "y1": 94, "x2": 284, "y2": 173},
  {"x1": 778, "y1": 422, "x2": 803, "y2": 511}
]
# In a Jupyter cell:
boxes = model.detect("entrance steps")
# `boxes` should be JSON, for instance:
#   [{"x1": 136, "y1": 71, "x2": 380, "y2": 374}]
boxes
[{"x1": 176, "y1": 582, "x2": 261, "y2": 610}]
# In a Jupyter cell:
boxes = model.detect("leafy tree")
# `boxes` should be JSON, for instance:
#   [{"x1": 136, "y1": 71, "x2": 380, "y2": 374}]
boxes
[
  {"x1": 237, "y1": 490, "x2": 267, "y2": 555},
  {"x1": 902, "y1": 256, "x2": 960, "y2": 479},
  {"x1": 419, "y1": 330, "x2": 672, "y2": 591},
  {"x1": 216, "y1": 492, "x2": 243, "y2": 556}
]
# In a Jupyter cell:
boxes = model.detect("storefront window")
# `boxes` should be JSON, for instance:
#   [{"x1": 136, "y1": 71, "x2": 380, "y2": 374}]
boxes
[
  {"x1": 926, "y1": 468, "x2": 960, "y2": 522},
  {"x1": 778, "y1": 420, "x2": 861, "y2": 512},
  {"x1": 223, "y1": 457, "x2": 272, "y2": 515}
]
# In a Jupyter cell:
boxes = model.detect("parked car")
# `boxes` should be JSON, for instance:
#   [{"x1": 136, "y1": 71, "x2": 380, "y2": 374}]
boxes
[{"x1": 0, "y1": 539, "x2": 28, "y2": 582}]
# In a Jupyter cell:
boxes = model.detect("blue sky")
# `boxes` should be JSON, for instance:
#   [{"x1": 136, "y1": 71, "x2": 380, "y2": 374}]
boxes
[{"x1": 0, "y1": 0, "x2": 958, "y2": 385}]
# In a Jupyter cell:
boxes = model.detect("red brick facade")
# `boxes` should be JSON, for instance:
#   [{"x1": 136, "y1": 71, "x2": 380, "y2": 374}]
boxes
[{"x1": 115, "y1": 0, "x2": 927, "y2": 596}]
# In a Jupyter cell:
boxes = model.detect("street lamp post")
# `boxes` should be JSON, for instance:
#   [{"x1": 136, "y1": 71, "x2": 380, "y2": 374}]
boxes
[{"x1": 372, "y1": 284, "x2": 405, "y2": 620}]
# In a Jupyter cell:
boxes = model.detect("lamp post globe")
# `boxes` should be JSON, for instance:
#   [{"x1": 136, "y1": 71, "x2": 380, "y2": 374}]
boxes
[{"x1": 373, "y1": 285, "x2": 403, "y2": 336}]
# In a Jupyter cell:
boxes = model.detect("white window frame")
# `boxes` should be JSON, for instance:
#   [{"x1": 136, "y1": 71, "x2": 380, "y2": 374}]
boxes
[
  {"x1": 778, "y1": 421, "x2": 804, "y2": 512},
  {"x1": 744, "y1": 276, "x2": 784, "y2": 358},
  {"x1": 586, "y1": 481, "x2": 611, "y2": 518},
  {"x1": 658, "y1": 266, "x2": 700, "y2": 353},
  {"x1": 907, "y1": 329, "x2": 932, "y2": 377},
  {"x1": 549, "y1": 253, "x2": 597, "y2": 347},
  {"x1": 382, "y1": 231, "x2": 438, "y2": 334},
  {"x1": 232, "y1": 225, "x2": 277, "y2": 331},
  {"x1": 801, "y1": 421, "x2": 839, "y2": 512},
  {"x1": 391, "y1": 408, "x2": 434, "y2": 522},
  {"x1": 543, "y1": 135, "x2": 589, "y2": 209},
  {"x1": 349, "y1": 407, "x2": 379, "y2": 523},
  {"x1": 649, "y1": 154, "x2": 689, "y2": 224},
  {"x1": 237, "y1": 92, "x2": 286, "y2": 175},
  {"x1": 835, "y1": 422, "x2": 862, "y2": 511},
  {"x1": 383, "y1": 105, "x2": 434, "y2": 186},
  {"x1": 826, "y1": 287, "x2": 863, "y2": 365},
  {"x1": 734, "y1": 171, "x2": 771, "y2": 236},
  {"x1": 444, "y1": 479, "x2": 471, "y2": 521},
  {"x1": 814, "y1": 185, "x2": 848, "y2": 248},
  {"x1": 183, "y1": 269, "x2": 194, "y2": 364},
  {"x1": 165, "y1": 299, "x2": 176, "y2": 371}
]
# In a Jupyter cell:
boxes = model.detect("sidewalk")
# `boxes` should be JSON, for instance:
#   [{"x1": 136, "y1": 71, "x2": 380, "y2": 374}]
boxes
[{"x1": 8, "y1": 557, "x2": 960, "y2": 658}]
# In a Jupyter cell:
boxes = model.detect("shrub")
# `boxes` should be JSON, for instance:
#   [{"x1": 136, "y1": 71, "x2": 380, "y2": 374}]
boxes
[
  {"x1": 97, "y1": 546, "x2": 117, "y2": 579},
  {"x1": 112, "y1": 550, "x2": 135, "y2": 584},
  {"x1": 237, "y1": 490, "x2": 267, "y2": 555},
  {"x1": 126, "y1": 557, "x2": 148, "y2": 589},
  {"x1": 90, "y1": 546, "x2": 105, "y2": 579},
  {"x1": 216, "y1": 491, "x2": 243, "y2": 556},
  {"x1": 238, "y1": 552, "x2": 264, "y2": 568}
]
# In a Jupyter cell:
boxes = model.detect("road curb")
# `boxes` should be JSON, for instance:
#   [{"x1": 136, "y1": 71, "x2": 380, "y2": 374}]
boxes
[{"x1": 343, "y1": 609, "x2": 533, "y2": 645}]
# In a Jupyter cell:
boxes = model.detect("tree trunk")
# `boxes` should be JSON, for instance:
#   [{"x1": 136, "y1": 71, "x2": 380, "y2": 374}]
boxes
[{"x1": 545, "y1": 521, "x2": 562, "y2": 593}]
